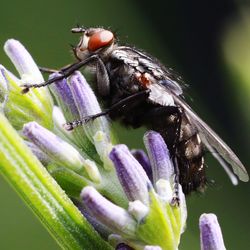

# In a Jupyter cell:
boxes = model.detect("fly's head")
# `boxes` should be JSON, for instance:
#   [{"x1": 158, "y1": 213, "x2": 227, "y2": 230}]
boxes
[{"x1": 71, "y1": 27, "x2": 115, "y2": 61}]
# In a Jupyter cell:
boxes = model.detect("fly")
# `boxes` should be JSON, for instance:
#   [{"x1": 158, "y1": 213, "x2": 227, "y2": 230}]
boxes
[{"x1": 21, "y1": 27, "x2": 249, "y2": 199}]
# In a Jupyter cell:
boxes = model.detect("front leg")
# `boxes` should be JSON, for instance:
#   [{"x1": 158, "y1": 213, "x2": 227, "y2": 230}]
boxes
[
  {"x1": 38, "y1": 62, "x2": 80, "y2": 74},
  {"x1": 21, "y1": 55, "x2": 109, "y2": 94}
]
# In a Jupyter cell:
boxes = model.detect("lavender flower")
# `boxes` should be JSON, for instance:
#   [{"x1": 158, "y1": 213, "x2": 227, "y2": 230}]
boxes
[
  {"x1": 23, "y1": 121, "x2": 101, "y2": 183},
  {"x1": 81, "y1": 186, "x2": 136, "y2": 237},
  {"x1": 110, "y1": 145, "x2": 150, "y2": 205},
  {"x1": 1, "y1": 39, "x2": 53, "y2": 130},
  {"x1": 143, "y1": 131, "x2": 174, "y2": 184},
  {"x1": 199, "y1": 213, "x2": 226, "y2": 250},
  {"x1": 68, "y1": 71, "x2": 110, "y2": 142}
]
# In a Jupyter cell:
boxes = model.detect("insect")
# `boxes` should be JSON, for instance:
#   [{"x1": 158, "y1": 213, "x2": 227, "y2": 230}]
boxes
[{"x1": 22, "y1": 27, "x2": 249, "y2": 197}]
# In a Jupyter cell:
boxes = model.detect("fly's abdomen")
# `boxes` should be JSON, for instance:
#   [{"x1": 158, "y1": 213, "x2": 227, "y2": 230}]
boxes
[
  {"x1": 177, "y1": 113, "x2": 206, "y2": 194},
  {"x1": 178, "y1": 134, "x2": 206, "y2": 194},
  {"x1": 152, "y1": 110, "x2": 206, "y2": 194}
]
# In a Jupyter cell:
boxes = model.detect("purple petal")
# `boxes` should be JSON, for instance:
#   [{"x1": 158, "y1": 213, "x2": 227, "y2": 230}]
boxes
[
  {"x1": 144, "y1": 131, "x2": 174, "y2": 184},
  {"x1": 110, "y1": 145, "x2": 150, "y2": 205},
  {"x1": 81, "y1": 186, "x2": 136, "y2": 237},
  {"x1": 131, "y1": 149, "x2": 152, "y2": 181},
  {"x1": 199, "y1": 213, "x2": 226, "y2": 250}
]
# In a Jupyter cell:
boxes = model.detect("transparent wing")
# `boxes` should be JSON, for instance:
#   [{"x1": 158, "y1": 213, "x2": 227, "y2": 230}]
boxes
[{"x1": 162, "y1": 86, "x2": 249, "y2": 182}]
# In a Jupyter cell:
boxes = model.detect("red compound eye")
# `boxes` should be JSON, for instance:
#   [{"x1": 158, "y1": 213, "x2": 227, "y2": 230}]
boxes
[{"x1": 88, "y1": 30, "x2": 114, "y2": 51}]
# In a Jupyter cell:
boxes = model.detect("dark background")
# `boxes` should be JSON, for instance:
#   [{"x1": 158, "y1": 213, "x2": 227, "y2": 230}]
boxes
[{"x1": 0, "y1": 0, "x2": 249, "y2": 249}]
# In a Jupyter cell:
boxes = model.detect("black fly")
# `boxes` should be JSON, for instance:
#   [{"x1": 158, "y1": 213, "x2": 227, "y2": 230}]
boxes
[{"x1": 21, "y1": 27, "x2": 249, "y2": 197}]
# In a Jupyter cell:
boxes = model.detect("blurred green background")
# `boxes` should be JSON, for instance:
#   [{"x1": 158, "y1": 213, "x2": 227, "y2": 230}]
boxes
[{"x1": 0, "y1": 0, "x2": 249, "y2": 249}]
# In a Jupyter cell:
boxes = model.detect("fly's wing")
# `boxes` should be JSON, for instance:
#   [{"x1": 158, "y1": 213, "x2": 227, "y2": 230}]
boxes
[{"x1": 161, "y1": 86, "x2": 249, "y2": 183}]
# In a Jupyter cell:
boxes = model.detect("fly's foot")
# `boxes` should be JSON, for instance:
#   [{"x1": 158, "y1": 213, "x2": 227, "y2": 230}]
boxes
[
  {"x1": 20, "y1": 84, "x2": 31, "y2": 94},
  {"x1": 63, "y1": 116, "x2": 94, "y2": 131},
  {"x1": 170, "y1": 195, "x2": 180, "y2": 207},
  {"x1": 20, "y1": 83, "x2": 44, "y2": 94},
  {"x1": 64, "y1": 121, "x2": 81, "y2": 131},
  {"x1": 171, "y1": 173, "x2": 180, "y2": 206}
]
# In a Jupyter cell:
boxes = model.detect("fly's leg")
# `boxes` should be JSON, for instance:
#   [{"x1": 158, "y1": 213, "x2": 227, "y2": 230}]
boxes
[
  {"x1": 38, "y1": 62, "x2": 79, "y2": 74},
  {"x1": 21, "y1": 55, "x2": 110, "y2": 95},
  {"x1": 64, "y1": 90, "x2": 150, "y2": 131},
  {"x1": 38, "y1": 66, "x2": 58, "y2": 73},
  {"x1": 171, "y1": 156, "x2": 181, "y2": 206},
  {"x1": 63, "y1": 111, "x2": 108, "y2": 131},
  {"x1": 170, "y1": 107, "x2": 183, "y2": 206},
  {"x1": 21, "y1": 56, "x2": 96, "y2": 93},
  {"x1": 39, "y1": 60, "x2": 110, "y2": 96}
]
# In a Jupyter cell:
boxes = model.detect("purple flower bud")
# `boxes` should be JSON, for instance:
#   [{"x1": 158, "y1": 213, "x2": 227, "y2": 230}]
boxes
[
  {"x1": 77, "y1": 202, "x2": 113, "y2": 239},
  {"x1": 23, "y1": 121, "x2": 85, "y2": 172},
  {"x1": 131, "y1": 149, "x2": 152, "y2": 181},
  {"x1": 81, "y1": 186, "x2": 136, "y2": 237},
  {"x1": 110, "y1": 145, "x2": 150, "y2": 205},
  {"x1": 199, "y1": 213, "x2": 226, "y2": 250},
  {"x1": 143, "y1": 131, "x2": 174, "y2": 184},
  {"x1": 2, "y1": 40, "x2": 53, "y2": 130},
  {"x1": 116, "y1": 243, "x2": 134, "y2": 250},
  {"x1": 68, "y1": 71, "x2": 110, "y2": 142},
  {"x1": 23, "y1": 121, "x2": 101, "y2": 182},
  {"x1": 25, "y1": 141, "x2": 51, "y2": 166},
  {"x1": 4, "y1": 39, "x2": 43, "y2": 83},
  {"x1": 49, "y1": 74, "x2": 92, "y2": 149},
  {"x1": 49, "y1": 73, "x2": 79, "y2": 121}
]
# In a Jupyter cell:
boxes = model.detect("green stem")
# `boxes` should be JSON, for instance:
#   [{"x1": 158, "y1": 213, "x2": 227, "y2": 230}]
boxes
[{"x1": 0, "y1": 112, "x2": 112, "y2": 250}]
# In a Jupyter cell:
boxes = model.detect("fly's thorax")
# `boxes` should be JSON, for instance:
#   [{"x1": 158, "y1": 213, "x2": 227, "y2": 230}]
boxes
[{"x1": 107, "y1": 61, "x2": 144, "y2": 95}]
